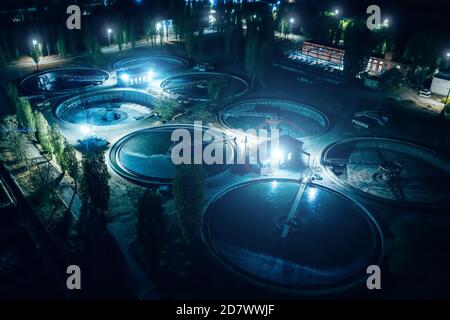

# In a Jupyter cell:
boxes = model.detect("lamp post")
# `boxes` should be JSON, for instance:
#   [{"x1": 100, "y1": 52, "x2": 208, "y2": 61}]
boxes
[
  {"x1": 107, "y1": 28, "x2": 112, "y2": 47},
  {"x1": 156, "y1": 22, "x2": 162, "y2": 44},
  {"x1": 289, "y1": 18, "x2": 295, "y2": 37},
  {"x1": 31, "y1": 40, "x2": 41, "y2": 71}
]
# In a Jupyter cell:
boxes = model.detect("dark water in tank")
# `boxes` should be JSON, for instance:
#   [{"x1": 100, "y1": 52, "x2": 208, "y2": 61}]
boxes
[{"x1": 204, "y1": 180, "x2": 382, "y2": 289}]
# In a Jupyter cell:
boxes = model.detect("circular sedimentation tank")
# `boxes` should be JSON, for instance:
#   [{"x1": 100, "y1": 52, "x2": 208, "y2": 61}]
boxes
[
  {"x1": 160, "y1": 72, "x2": 249, "y2": 101},
  {"x1": 114, "y1": 55, "x2": 189, "y2": 74},
  {"x1": 321, "y1": 137, "x2": 450, "y2": 205},
  {"x1": 203, "y1": 178, "x2": 383, "y2": 293},
  {"x1": 218, "y1": 98, "x2": 329, "y2": 139},
  {"x1": 21, "y1": 68, "x2": 109, "y2": 94},
  {"x1": 109, "y1": 124, "x2": 236, "y2": 184},
  {"x1": 55, "y1": 89, "x2": 155, "y2": 126}
]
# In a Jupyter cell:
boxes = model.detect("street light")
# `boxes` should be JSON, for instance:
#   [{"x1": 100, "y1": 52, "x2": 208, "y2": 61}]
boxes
[
  {"x1": 107, "y1": 28, "x2": 112, "y2": 47},
  {"x1": 147, "y1": 70, "x2": 154, "y2": 82},
  {"x1": 30, "y1": 39, "x2": 41, "y2": 70},
  {"x1": 120, "y1": 73, "x2": 130, "y2": 85},
  {"x1": 383, "y1": 19, "x2": 389, "y2": 27},
  {"x1": 156, "y1": 22, "x2": 163, "y2": 43},
  {"x1": 288, "y1": 18, "x2": 295, "y2": 37},
  {"x1": 335, "y1": 9, "x2": 339, "y2": 15}
]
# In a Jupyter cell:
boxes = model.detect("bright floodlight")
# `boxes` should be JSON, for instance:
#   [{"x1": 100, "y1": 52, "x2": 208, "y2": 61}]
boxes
[
  {"x1": 446, "y1": 52, "x2": 450, "y2": 58},
  {"x1": 383, "y1": 19, "x2": 389, "y2": 26},
  {"x1": 335, "y1": 9, "x2": 339, "y2": 15},
  {"x1": 147, "y1": 70, "x2": 154, "y2": 81},
  {"x1": 120, "y1": 73, "x2": 130, "y2": 82},
  {"x1": 32, "y1": 39, "x2": 37, "y2": 45},
  {"x1": 107, "y1": 28, "x2": 112, "y2": 34},
  {"x1": 156, "y1": 22, "x2": 162, "y2": 31},
  {"x1": 290, "y1": 18, "x2": 295, "y2": 24},
  {"x1": 80, "y1": 125, "x2": 92, "y2": 135},
  {"x1": 272, "y1": 148, "x2": 284, "y2": 162}
]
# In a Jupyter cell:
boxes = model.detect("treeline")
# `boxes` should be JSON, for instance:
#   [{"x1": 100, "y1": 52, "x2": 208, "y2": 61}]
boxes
[
  {"x1": 276, "y1": 1, "x2": 449, "y2": 84},
  {"x1": 171, "y1": 1, "x2": 275, "y2": 88},
  {"x1": 4, "y1": 78, "x2": 110, "y2": 232},
  {"x1": 0, "y1": 0, "x2": 174, "y2": 65}
]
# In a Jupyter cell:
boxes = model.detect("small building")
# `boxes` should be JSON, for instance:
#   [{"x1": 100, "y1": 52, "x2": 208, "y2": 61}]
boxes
[
  {"x1": 431, "y1": 70, "x2": 450, "y2": 96},
  {"x1": 299, "y1": 41, "x2": 409, "y2": 76},
  {"x1": 301, "y1": 41, "x2": 345, "y2": 68},
  {"x1": 258, "y1": 135, "x2": 304, "y2": 171},
  {"x1": 275, "y1": 134, "x2": 304, "y2": 166},
  {"x1": 366, "y1": 51, "x2": 409, "y2": 77}
]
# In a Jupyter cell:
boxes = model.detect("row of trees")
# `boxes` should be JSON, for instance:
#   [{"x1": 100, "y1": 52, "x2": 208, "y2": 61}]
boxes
[
  {"x1": 136, "y1": 164, "x2": 206, "y2": 274},
  {"x1": 245, "y1": 11, "x2": 274, "y2": 88},
  {"x1": 80, "y1": 149, "x2": 110, "y2": 230},
  {"x1": 170, "y1": 0, "x2": 209, "y2": 58},
  {"x1": 0, "y1": 1, "x2": 377, "y2": 84},
  {"x1": 341, "y1": 19, "x2": 449, "y2": 84},
  {"x1": 172, "y1": 0, "x2": 274, "y2": 88},
  {"x1": 15, "y1": 98, "x2": 80, "y2": 206},
  {"x1": 343, "y1": 19, "x2": 376, "y2": 81},
  {"x1": 273, "y1": 2, "x2": 448, "y2": 85},
  {"x1": 14, "y1": 92, "x2": 110, "y2": 231},
  {"x1": 14, "y1": 97, "x2": 203, "y2": 274},
  {"x1": 0, "y1": 0, "x2": 176, "y2": 67}
]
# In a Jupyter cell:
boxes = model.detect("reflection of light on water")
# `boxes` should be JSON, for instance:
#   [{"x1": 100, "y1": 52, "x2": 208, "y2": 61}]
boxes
[
  {"x1": 271, "y1": 180, "x2": 278, "y2": 189},
  {"x1": 307, "y1": 187, "x2": 318, "y2": 201}
]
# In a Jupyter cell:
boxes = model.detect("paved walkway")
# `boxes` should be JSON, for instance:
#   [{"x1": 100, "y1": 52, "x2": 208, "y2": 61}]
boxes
[{"x1": 386, "y1": 87, "x2": 445, "y2": 114}]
